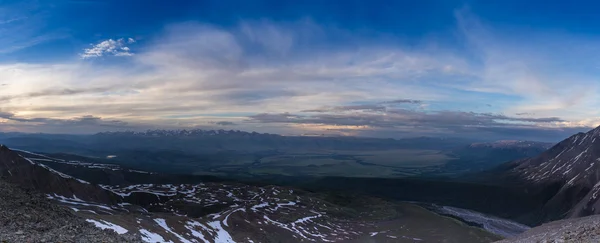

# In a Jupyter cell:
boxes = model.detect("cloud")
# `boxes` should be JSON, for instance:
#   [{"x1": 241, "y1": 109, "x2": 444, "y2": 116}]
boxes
[
  {"x1": 0, "y1": 112, "x2": 127, "y2": 126},
  {"x1": 302, "y1": 104, "x2": 387, "y2": 113},
  {"x1": 0, "y1": 87, "x2": 117, "y2": 102},
  {"x1": 516, "y1": 112, "x2": 535, "y2": 116},
  {"x1": 213, "y1": 121, "x2": 237, "y2": 126},
  {"x1": 81, "y1": 38, "x2": 136, "y2": 59},
  {"x1": 382, "y1": 99, "x2": 423, "y2": 105},
  {"x1": 248, "y1": 110, "x2": 565, "y2": 128},
  {"x1": 0, "y1": 111, "x2": 16, "y2": 119},
  {"x1": 1, "y1": 16, "x2": 599, "y2": 140},
  {"x1": 454, "y1": 9, "x2": 599, "y2": 109},
  {"x1": 0, "y1": 2, "x2": 67, "y2": 54},
  {"x1": 0, "y1": 111, "x2": 129, "y2": 135},
  {"x1": 301, "y1": 99, "x2": 424, "y2": 113},
  {"x1": 249, "y1": 109, "x2": 564, "y2": 134},
  {"x1": 246, "y1": 109, "x2": 571, "y2": 140}
]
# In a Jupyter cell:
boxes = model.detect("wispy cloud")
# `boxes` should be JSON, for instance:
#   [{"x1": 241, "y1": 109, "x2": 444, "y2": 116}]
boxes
[
  {"x1": 382, "y1": 99, "x2": 423, "y2": 105},
  {"x1": 0, "y1": 87, "x2": 118, "y2": 102},
  {"x1": 246, "y1": 109, "x2": 580, "y2": 141},
  {"x1": 0, "y1": 2, "x2": 67, "y2": 54},
  {"x1": 0, "y1": 112, "x2": 128, "y2": 127},
  {"x1": 248, "y1": 110, "x2": 565, "y2": 129}
]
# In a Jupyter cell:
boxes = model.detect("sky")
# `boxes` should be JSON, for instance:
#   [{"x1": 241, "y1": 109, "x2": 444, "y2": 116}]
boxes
[{"x1": 1, "y1": 0, "x2": 600, "y2": 141}]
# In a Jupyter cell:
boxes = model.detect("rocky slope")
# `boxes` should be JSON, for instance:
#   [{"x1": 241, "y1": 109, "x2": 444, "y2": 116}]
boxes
[
  {"x1": 497, "y1": 214, "x2": 600, "y2": 243},
  {"x1": 508, "y1": 126, "x2": 600, "y2": 223},
  {"x1": 0, "y1": 178, "x2": 140, "y2": 242},
  {"x1": 0, "y1": 145, "x2": 122, "y2": 204},
  {"x1": 0, "y1": 144, "x2": 502, "y2": 242}
]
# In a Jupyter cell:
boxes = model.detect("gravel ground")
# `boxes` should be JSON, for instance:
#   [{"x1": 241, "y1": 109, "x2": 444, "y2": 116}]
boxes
[
  {"x1": 0, "y1": 179, "x2": 142, "y2": 243},
  {"x1": 497, "y1": 214, "x2": 600, "y2": 243}
]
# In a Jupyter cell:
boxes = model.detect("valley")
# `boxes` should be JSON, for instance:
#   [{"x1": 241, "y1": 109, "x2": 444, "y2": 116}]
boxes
[
  {"x1": 2, "y1": 127, "x2": 600, "y2": 242},
  {"x1": 0, "y1": 131, "x2": 550, "y2": 179}
]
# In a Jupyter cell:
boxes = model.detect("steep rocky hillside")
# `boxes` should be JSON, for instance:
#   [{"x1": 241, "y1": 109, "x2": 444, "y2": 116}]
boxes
[{"x1": 509, "y1": 126, "x2": 600, "y2": 223}]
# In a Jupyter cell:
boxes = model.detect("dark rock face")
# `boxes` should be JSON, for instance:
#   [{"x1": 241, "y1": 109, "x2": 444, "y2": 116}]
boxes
[
  {"x1": 0, "y1": 145, "x2": 121, "y2": 205},
  {"x1": 509, "y1": 126, "x2": 600, "y2": 223},
  {"x1": 0, "y1": 179, "x2": 140, "y2": 242}
]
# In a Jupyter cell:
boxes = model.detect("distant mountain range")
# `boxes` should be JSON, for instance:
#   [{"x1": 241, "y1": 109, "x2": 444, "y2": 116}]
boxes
[
  {"x1": 0, "y1": 130, "x2": 477, "y2": 154},
  {"x1": 468, "y1": 140, "x2": 554, "y2": 149}
]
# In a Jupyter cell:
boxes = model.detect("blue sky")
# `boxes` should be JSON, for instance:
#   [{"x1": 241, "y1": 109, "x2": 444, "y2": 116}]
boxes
[{"x1": 1, "y1": 0, "x2": 599, "y2": 141}]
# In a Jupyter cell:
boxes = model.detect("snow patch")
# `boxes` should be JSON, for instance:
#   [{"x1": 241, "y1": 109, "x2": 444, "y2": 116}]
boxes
[
  {"x1": 86, "y1": 219, "x2": 128, "y2": 234},
  {"x1": 207, "y1": 220, "x2": 236, "y2": 243},
  {"x1": 140, "y1": 229, "x2": 172, "y2": 243},
  {"x1": 185, "y1": 221, "x2": 211, "y2": 243},
  {"x1": 251, "y1": 202, "x2": 269, "y2": 211},
  {"x1": 224, "y1": 208, "x2": 246, "y2": 227},
  {"x1": 154, "y1": 218, "x2": 192, "y2": 243}
]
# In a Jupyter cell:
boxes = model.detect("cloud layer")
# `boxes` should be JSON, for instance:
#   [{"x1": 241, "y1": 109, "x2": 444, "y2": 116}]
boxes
[{"x1": 0, "y1": 12, "x2": 599, "y2": 141}]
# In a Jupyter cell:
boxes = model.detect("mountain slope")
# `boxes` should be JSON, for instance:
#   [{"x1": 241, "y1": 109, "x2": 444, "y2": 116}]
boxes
[
  {"x1": 0, "y1": 145, "x2": 121, "y2": 204},
  {"x1": 0, "y1": 179, "x2": 140, "y2": 242},
  {"x1": 509, "y1": 126, "x2": 600, "y2": 222},
  {"x1": 0, "y1": 145, "x2": 503, "y2": 242}
]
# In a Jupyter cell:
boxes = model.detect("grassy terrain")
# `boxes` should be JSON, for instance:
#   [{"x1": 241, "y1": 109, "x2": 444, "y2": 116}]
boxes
[
  {"x1": 247, "y1": 163, "x2": 404, "y2": 177},
  {"x1": 261, "y1": 156, "x2": 349, "y2": 166},
  {"x1": 130, "y1": 148, "x2": 457, "y2": 178},
  {"x1": 353, "y1": 149, "x2": 454, "y2": 167},
  {"x1": 223, "y1": 149, "x2": 453, "y2": 178},
  {"x1": 44, "y1": 147, "x2": 461, "y2": 178}
]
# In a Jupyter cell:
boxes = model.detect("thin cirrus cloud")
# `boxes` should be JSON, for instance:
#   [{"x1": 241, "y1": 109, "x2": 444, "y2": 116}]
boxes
[
  {"x1": 246, "y1": 108, "x2": 577, "y2": 141},
  {"x1": 0, "y1": 111, "x2": 127, "y2": 129},
  {"x1": 0, "y1": 11, "x2": 598, "y2": 140},
  {"x1": 301, "y1": 100, "x2": 424, "y2": 113},
  {"x1": 248, "y1": 109, "x2": 566, "y2": 129},
  {"x1": 0, "y1": 4, "x2": 67, "y2": 55}
]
